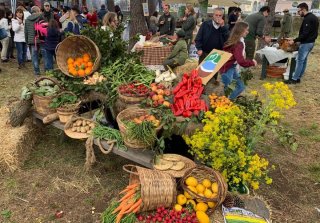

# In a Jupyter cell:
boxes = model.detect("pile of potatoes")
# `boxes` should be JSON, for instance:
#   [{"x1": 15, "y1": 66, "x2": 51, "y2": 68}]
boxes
[{"x1": 70, "y1": 119, "x2": 95, "y2": 134}]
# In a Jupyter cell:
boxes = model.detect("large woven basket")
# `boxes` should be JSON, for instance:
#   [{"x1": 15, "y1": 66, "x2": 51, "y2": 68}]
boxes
[
  {"x1": 123, "y1": 164, "x2": 177, "y2": 212},
  {"x1": 32, "y1": 77, "x2": 61, "y2": 116},
  {"x1": 181, "y1": 166, "x2": 228, "y2": 209},
  {"x1": 266, "y1": 65, "x2": 286, "y2": 78},
  {"x1": 117, "y1": 88, "x2": 148, "y2": 105},
  {"x1": 55, "y1": 35, "x2": 101, "y2": 77},
  {"x1": 116, "y1": 107, "x2": 162, "y2": 149}
]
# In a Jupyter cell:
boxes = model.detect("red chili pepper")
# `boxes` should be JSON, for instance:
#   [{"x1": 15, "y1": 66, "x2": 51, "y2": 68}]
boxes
[{"x1": 175, "y1": 89, "x2": 190, "y2": 98}]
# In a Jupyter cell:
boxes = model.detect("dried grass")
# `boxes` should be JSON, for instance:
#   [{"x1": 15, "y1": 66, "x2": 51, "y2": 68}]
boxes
[{"x1": 0, "y1": 106, "x2": 37, "y2": 172}]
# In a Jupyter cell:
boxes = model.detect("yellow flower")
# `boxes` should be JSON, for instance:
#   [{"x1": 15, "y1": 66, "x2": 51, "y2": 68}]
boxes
[{"x1": 250, "y1": 90, "x2": 259, "y2": 96}]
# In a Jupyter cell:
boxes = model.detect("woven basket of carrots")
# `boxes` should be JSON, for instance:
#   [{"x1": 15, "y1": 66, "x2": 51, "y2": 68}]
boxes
[{"x1": 123, "y1": 164, "x2": 177, "y2": 212}]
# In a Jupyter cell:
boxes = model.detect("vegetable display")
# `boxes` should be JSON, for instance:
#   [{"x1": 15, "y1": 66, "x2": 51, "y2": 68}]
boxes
[
  {"x1": 83, "y1": 72, "x2": 106, "y2": 85},
  {"x1": 67, "y1": 53, "x2": 93, "y2": 77},
  {"x1": 171, "y1": 70, "x2": 208, "y2": 117},
  {"x1": 29, "y1": 79, "x2": 60, "y2": 97},
  {"x1": 155, "y1": 69, "x2": 177, "y2": 83},
  {"x1": 92, "y1": 125, "x2": 126, "y2": 150},
  {"x1": 49, "y1": 93, "x2": 78, "y2": 109},
  {"x1": 147, "y1": 83, "x2": 171, "y2": 108},
  {"x1": 119, "y1": 82, "x2": 150, "y2": 97},
  {"x1": 70, "y1": 119, "x2": 95, "y2": 134}
]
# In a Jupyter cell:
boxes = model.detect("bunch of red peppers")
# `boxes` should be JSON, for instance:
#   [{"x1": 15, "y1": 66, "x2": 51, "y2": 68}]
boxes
[{"x1": 171, "y1": 70, "x2": 208, "y2": 117}]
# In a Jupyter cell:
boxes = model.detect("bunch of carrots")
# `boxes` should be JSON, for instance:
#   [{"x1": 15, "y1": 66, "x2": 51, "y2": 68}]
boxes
[{"x1": 102, "y1": 183, "x2": 143, "y2": 223}]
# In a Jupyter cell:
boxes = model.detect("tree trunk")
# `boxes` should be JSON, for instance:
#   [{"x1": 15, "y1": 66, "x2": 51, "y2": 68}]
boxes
[
  {"x1": 198, "y1": 0, "x2": 208, "y2": 20},
  {"x1": 107, "y1": 0, "x2": 115, "y2": 12},
  {"x1": 148, "y1": 0, "x2": 158, "y2": 17},
  {"x1": 311, "y1": 0, "x2": 320, "y2": 9},
  {"x1": 129, "y1": 0, "x2": 148, "y2": 48},
  {"x1": 255, "y1": 0, "x2": 278, "y2": 62}
]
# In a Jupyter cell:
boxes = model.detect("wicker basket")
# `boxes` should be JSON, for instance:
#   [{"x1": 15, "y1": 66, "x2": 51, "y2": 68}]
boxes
[
  {"x1": 123, "y1": 164, "x2": 177, "y2": 212},
  {"x1": 266, "y1": 66, "x2": 286, "y2": 78},
  {"x1": 55, "y1": 35, "x2": 101, "y2": 78},
  {"x1": 181, "y1": 166, "x2": 228, "y2": 209},
  {"x1": 64, "y1": 116, "x2": 95, "y2": 139},
  {"x1": 32, "y1": 77, "x2": 61, "y2": 116},
  {"x1": 116, "y1": 107, "x2": 162, "y2": 149},
  {"x1": 118, "y1": 88, "x2": 148, "y2": 105},
  {"x1": 54, "y1": 92, "x2": 81, "y2": 123}
]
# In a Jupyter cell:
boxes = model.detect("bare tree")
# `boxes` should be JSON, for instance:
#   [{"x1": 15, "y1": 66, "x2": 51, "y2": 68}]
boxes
[
  {"x1": 129, "y1": 0, "x2": 148, "y2": 48},
  {"x1": 148, "y1": 0, "x2": 158, "y2": 16},
  {"x1": 311, "y1": 0, "x2": 320, "y2": 9},
  {"x1": 107, "y1": 0, "x2": 115, "y2": 12}
]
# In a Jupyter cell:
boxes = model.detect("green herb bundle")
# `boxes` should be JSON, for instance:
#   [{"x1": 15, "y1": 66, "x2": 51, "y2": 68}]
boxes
[
  {"x1": 49, "y1": 93, "x2": 78, "y2": 108},
  {"x1": 92, "y1": 125, "x2": 126, "y2": 150},
  {"x1": 126, "y1": 121, "x2": 157, "y2": 146}
]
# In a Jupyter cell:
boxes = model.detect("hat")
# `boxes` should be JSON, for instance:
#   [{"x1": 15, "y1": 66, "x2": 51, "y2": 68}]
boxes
[
  {"x1": 176, "y1": 29, "x2": 185, "y2": 38},
  {"x1": 283, "y1": 8, "x2": 289, "y2": 12}
]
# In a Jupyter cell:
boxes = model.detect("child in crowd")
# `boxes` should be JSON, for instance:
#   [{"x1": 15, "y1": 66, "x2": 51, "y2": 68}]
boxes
[
  {"x1": 219, "y1": 21, "x2": 257, "y2": 100},
  {"x1": 12, "y1": 8, "x2": 27, "y2": 69}
]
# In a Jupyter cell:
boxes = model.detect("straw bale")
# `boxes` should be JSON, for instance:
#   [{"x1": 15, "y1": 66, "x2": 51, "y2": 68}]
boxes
[{"x1": 0, "y1": 106, "x2": 38, "y2": 172}]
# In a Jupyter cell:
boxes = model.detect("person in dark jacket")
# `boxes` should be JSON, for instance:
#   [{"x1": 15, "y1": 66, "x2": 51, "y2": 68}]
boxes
[
  {"x1": 220, "y1": 22, "x2": 257, "y2": 100},
  {"x1": 181, "y1": 5, "x2": 196, "y2": 51},
  {"x1": 98, "y1": 4, "x2": 107, "y2": 21},
  {"x1": 25, "y1": 6, "x2": 45, "y2": 76},
  {"x1": 279, "y1": 9, "x2": 292, "y2": 39},
  {"x1": 158, "y1": 4, "x2": 175, "y2": 36},
  {"x1": 286, "y1": 2, "x2": 319, "y2": 84},
  {"x1": 42, "y1": 2, "x2": 54, "y2": 22},
  {"x1": 244, "y1": 6, "x2": 271, "y2": 59},
  {"x1": 115, "y1": 5, "x2": 123, "y2": 24},
  {"x1": 228, "y1": 7, "x2": 241, "y2": 31},
  {"x1": 163, "y1": 29, "x2": 188, "y2": 70},
  {"x1": 64, "y1": 7, "x2": 80, "y2": 35},
  {"x1": 45, "y1": 19, "x2": 60, "y2": 70},
  {"x1": 195, "y1": 8, "x2": 229, "y2": 63}
]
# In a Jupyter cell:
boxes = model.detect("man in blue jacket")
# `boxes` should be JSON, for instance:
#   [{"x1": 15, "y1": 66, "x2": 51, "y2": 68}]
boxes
[
  {"x1": 286, "y1": 2, "x2": 319, "y2": 84},
  {"x1": 195, "y1": 8, "x2": 229, "y2": 64}
]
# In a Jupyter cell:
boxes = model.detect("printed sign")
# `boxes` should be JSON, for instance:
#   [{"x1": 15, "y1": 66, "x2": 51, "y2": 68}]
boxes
[
  {"x1": 197, "y1": 49, "x2": 232, "y2": 85},
  {"x1": 142, "y1": 3, "x2": 149, "y2": 16}
]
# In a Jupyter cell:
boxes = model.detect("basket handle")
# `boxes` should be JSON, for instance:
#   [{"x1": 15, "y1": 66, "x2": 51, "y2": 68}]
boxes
[
  {"x1": 96, "y1": 138, "x2": 114, "y2": 155},
  {"x1": 34, "y1": 76, "x2": 62, "y2": 89},
  {"x1": 122, "y1": 164, "x2": 139, "y2": 176}
]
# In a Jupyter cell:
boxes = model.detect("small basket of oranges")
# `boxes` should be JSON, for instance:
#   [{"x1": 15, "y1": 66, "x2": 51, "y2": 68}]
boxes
[{"x1": 56, "y1": 35, "x2": 101, "y2": 78}]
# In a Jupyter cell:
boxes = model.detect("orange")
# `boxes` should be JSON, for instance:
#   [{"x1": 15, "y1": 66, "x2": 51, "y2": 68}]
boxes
[
  {"x1": 85, "y1": 67, "x2": 92, "y2": 75},
  {"x1": 83, "y1": 56, "x2": 90, "y2": 63},
  {"x1": 70, "y1": 69, "x2": 77, "y2": 76},
  {"x1": 83, "y1": 53, "x2": 90, "y2": 58},
  {"x1": 76, "y1": 57, "x2": 83, "y2": 63},
  {"x1": 87, "y1": 61, "x2": 93, "y2": 67},
  {"x1": 68, "y1": 63, "x2": 74, "y2": 70},
  {"x1": 67, "y1": 57, "x2": 74, "y2": 64},
  {"x1": 78, "y1": 69, "x2": 85, "y2": 77}
]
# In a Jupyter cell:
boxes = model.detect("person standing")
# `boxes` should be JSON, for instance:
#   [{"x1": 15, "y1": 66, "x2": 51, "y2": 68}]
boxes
[
  {"x1": 59, "y1": 7, "x2": 70, "y2": 31},
  {"x1": 220, "y1": 22, "x2": 257, "y2": 100},
  {"x1": 0, "y1": 9, "x2": 10, "y2": 62},
  {"x1": 158, "y1": 4, "x2": 176, "y2": 36},
  {"x1": 64, "y1": 8, "x2": 81, "y2": 35},
  {"x1": 25, "y1": 6, "x2": 45, "y2": 76},
  {"x1": 195, "y1": 8, "x2": 229, "y2": 63},
  {"x1": 279, "y1": 9, "x2": 292, "y2": 39},
  {"x1": 12, "y1": 8, "x2": 27, "y2": 69},
  {"x1": 181, "y1": 5, "x2": 196, "y2": 51},
  {"x1": 6, "y1": 10, "x2": 15, "y2": 60},
  {"x1": 114, "y1": 5, "x2": 123, "y2": 24},
  {"x1": 44, "y1": 19, "x2": 61, "y2": 70},
  {"x1": 42, "y1": 2, "x2": 54, "y2": 22},
  {"x1": 87, "y1": 7, "x2": 98, "y2": 27},
  {"x1": 228, "y1": 7, "x2": 241, "y2": 31},
  {"x1": 149, "y1": 11, "x2": 159, "y2": 34},
  {"x1": 286, "y1": 3, "x2": 319, "y2": 84},
  {"x1": 244, "y1": 6, "x2": 271, "y2": 59},
  {"x1": 98, "y1": 4, "x2": 107, "y2": 21}
]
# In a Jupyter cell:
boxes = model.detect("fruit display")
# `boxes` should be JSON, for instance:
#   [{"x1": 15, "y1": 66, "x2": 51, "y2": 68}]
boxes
[
  {"x1": 147, "y1": 83, "x2": 171, "y2": 108},
  {"x1": 70, "y1": 119, "x2": 95, "y2": 134},
  {"x1": 173, "y1": 177, "x2": 219, "y2": 223},
  {"x1": 132, "y1": 115, "x2": 160, "y2": 128},
  {"x1": 67, "y1": 53, "x2": 93, "y2": 77},
  {"x1": 83, "y1": 72, "x2": 106, "y2": 85},
  {"x1": 136, "y1": 206, "x2": 199, "y2": 223},
  {"x1": 119, "y1": 82, "x2": 150, "y2": 97},
  {"x1": 171, "y1": 70, "x2": 208, "y2": 117},
  {"x1": 153, "y1": 154, "x2": 186, "y2": 171},
  {"x1": 209, "y1": 94, "x2": 233, "y2": 109}
]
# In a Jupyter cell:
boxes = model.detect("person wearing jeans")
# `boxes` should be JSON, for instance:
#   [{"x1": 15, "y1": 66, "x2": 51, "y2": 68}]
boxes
[
  {"x1": 0, "y1": 9, "x2": 10, "y2": 62},
  {"x1": 12, "y1": 8, "x2": 27, "y2": 68},
  {"x1": 30, "y1": 44, "x2": 47, "y2": 75},
  {"x1": 286, "y1": 2, "x2": 319, "y2": 84},
  {"x1": 44, "y1": 19, "x2": 61, "y2": 70},
  {"x1": 221, "y1": 65, "x2": 246, "y2": 100}
]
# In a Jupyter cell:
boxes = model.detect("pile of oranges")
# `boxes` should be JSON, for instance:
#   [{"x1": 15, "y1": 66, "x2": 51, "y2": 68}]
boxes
[{"x1": 67, "y1": 53, "x2": 93, "y2": 77}]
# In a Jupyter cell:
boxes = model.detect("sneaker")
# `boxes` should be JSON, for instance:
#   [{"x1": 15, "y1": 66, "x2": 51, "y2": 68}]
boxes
[
  {"x1": 284, "y1": 79, "x2": 299, "y2": 84},
  {"x1": 1, "y1": 59, "x2": 9, "y2": 63}
]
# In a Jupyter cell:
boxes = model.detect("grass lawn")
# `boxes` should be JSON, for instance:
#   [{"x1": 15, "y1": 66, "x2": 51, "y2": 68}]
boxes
[{"x1": 0, "y1": 42, "x2": 319, "y2": 222}]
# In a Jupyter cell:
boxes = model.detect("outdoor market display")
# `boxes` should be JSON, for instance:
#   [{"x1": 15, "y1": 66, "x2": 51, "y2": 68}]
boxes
[{"x1": 10, "y1": 28, "x2": 299, "y2": 223}]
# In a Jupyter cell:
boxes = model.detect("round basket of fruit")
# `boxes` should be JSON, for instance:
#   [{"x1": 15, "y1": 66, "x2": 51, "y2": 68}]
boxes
[
  {"x1": 56, "y1": 35, "x2": 101, "y2": 78},
  {"x1": 116, "y1": 107, "x2": 162, "y2": 149},
  {"x1": 118, "y1": 82, "x2": 150, "y2": 104},
  {"x1": 180, "y1": 166, "x2": 228, "y2": 211}
]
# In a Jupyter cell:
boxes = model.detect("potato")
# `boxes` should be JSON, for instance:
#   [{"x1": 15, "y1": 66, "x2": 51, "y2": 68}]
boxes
[
  {"x1": 89, "y1": 123, "x2": 95, "y2": 129},
  {"x1": 87, "y1": 130, "x2": 92, "y2": 134},
  {"x1": 82, "y1": 120, "x2": 87, "y2": 126},
  {"x1": 86, "y1": 121, "x2": 91, "y2": 125},
  {"x1": 76, "y1": 120, "x2": 82, "y2": 126},
  {"x1": 76, "y1": 127, "x2": 81, "y2": 132},
  {"x1": 72, "y1": 123, "x2": 77, "y2": 127},
  {"x1": 85, "y1": 126, "x2": 90, "y2": 131},
  {"x1": 71, "y1": 127, "x2": 77, "y2": 132},
  {"x1": 80, "y1": 127, "x2": 86, "y2": 133}
]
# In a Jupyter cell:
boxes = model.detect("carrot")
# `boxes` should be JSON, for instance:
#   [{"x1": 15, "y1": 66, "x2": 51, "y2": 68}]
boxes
[
  {"x1": 112, "y1": 204, "x2": 123, "y2": 214},
  {"x1": 132, "y1": 204, "x2": 141, "y2": 213},
  {"x1": 119, "y1": 188, "x2": 130, "y2": 195},
  {"x1": 119, "y1": 189, "x2": 136, "y2": 202},
  {"x1": 126, "y1": 183, "x2": 138, "y2": 190},
  {"x1": 115, "y1": 211, "x2": 124, "y2": 223},
  {"x1": 124, "y1": 198, "x2": 142, "y2": 214}
]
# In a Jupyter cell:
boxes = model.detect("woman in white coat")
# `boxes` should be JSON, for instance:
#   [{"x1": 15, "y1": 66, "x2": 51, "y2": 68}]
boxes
[
  {"x1": 0, "y1": 9, "x2": 10, "y2": 62},
  {"x1": 12, "y1": 8, "x2": 27, "y2": 68}
]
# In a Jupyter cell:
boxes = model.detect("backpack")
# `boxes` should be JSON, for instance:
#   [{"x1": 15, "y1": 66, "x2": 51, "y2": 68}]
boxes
[{"x1": 34, "y1": 19, "x2": 48, "y2": 44}]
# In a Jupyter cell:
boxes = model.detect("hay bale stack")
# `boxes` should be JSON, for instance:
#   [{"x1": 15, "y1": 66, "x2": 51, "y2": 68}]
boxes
[{"x1": 0, "y1": 106, "x2": 38, "y2": 172}]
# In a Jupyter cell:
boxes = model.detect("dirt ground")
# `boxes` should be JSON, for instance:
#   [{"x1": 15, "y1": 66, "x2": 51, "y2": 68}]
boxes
[{"x1": 0, "y1": 44, "x2": 319, "y2": 223}]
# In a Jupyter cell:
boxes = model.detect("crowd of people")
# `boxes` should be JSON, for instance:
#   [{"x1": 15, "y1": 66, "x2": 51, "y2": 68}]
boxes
[
  {"x1": 0, "y1": 1, "x2": 318, "y2": 98},
  {"x1": 0, "y1": 2, "x2": 123, "y2": 75}
]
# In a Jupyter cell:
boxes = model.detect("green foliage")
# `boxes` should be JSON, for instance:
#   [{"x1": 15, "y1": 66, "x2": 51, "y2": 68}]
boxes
[
  {"x1": 1, "y1": 210, "x2": 12, "y2": 219},
  {"x1": 49, "y1": 93, "x2": 78, "y2": 108},
  {"x1": 126, "y1": 121, "x2": 157, "y2": 147}
]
